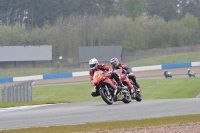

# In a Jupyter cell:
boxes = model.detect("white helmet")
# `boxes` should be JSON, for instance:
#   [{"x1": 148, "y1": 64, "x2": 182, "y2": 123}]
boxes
[
  {"x1": 188, "y1": 69, "x2": 190, "y2": 70},
  {"x1": 89, "y1": 58, "x2": 98, "y2": 70}
]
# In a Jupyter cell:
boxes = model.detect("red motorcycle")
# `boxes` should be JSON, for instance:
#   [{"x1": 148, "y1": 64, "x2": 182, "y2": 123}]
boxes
[
  {"x1": 127, "y1": 72, "x2": 142, "y2": 102},
  {"x1": 92, "y1": 70, "x2": 131, "y2": 105},
  {"x1": 111, "y1": 68, "x2": 142, "y2": 102}
]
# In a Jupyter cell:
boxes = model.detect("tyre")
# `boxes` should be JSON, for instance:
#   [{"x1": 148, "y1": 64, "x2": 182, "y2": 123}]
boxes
[
  {"x1": 131, "y1": 87, "x2": 142, "y2": 102},
  {"x1": 99, "y1": 87, "x2": 113, "y2": 105},
  {"x1": 122, "y1": 89, "x2": 131, "y2": 104},
  {"x1": 135, "y1": 90, "x2": 142, "y2": 102},
  {"x1": 129, "y1": 79, "x2": 142, "y2": 101}
]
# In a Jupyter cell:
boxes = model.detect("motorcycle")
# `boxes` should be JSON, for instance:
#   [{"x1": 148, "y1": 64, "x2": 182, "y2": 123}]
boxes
[
  {"x1": 188, "y1": 71, "x2": 195, "y2": 77},
  {"x1": 165, "y1": 71, "x2": 172, "y2": 78},
  {"x1": 92, "y1": 70, "x2": 131, "y2": 105},
  {"x1": 110, "y1": 68, "x2": 142, "y2": 102}
]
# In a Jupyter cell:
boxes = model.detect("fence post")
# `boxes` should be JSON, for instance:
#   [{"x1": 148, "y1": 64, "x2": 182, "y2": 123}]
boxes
[{"x1": 0, "y1": 83, "x2": 7, "y2": 102}]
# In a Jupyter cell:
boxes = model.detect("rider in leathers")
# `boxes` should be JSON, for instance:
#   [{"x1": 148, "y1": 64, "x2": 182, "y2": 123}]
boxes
[
  {"x1": 187, "y1": 69, "x2": 191, "y2": 76},
  {"x1": 110, "y1": 58, "x2": 140, "y2": 94},
  {"x1": 89, "y1": 58, "x2": 119, "y2": 99}
]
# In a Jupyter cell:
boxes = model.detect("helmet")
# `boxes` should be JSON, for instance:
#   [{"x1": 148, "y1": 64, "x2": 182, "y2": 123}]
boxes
[
  {"x1": 188, "y1": 69, "x2": 190, "y2": 71},
  {"x1": 110, "y1": 58, "x2": 119, "y2": 67},
  {"x1": 89, "y1": 58, "x2": 98, "y2": 70}
]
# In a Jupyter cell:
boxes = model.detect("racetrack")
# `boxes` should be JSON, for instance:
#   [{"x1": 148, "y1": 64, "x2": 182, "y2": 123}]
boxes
[
  {"x1": 0, "y1": 67, "x2": 200, "y2": 130},
  {"x1": 0, "y1": 98, "x2": 200, "y2": 130}
]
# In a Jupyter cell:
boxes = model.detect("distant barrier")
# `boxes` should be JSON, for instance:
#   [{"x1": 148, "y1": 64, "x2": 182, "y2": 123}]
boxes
[
  {"x1": 131, "y1": 61, "x2": 199, "y2": 72},
  {"x1": 0, "y1": 61, "x2": 199, "y2": 83},
  {"x1": 0, "y1": 80, "x2": 34, "y2": 102}
]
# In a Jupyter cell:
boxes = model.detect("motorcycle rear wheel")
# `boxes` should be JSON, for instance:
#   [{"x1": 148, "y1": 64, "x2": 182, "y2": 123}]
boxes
[
  {"x1": 99, "y1": 87, "x2": 113, "y2": 105},
  {"x1": 129, "y1": 79, "x2": 142, "y2": 101},
  {"x1": 131, "y1": 89, "x2": 142, "y2": 102},
  {"x1": 135, "y1": 91, "x2": 142, "y2": 102}
]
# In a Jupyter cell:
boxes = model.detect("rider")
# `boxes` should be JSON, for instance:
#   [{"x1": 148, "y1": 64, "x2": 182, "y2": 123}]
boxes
[
  {"x1": 109, "y1": 57, "x2": 140, "y2": 94},
  {"x1": 187, "y1": 69, "x2": 192, "y2": 76},
  {"x1": 187, "y1": 69, "x2": 191, "y2": 74},
  {"x1": 89, "y1": 58, "x2": 119, "y2": 98}
]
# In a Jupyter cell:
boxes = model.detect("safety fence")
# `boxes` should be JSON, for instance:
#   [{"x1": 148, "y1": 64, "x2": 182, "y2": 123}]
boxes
[{"x1": 0, "y1": 80, "x2": 34, "y2": 102}]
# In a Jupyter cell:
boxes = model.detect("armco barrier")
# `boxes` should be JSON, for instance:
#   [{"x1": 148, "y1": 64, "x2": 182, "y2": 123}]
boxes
[
  {"x1": 43, "y1": 73, "x2": 72, "y2": 79},
  {"x1": 131, "y1": 65, "x2": 161, "y2": 72},
  {"x1": 192, "y1": 62, "x2": 200, "y2": 67},
  {"x1": 0, "y1": 61, "x2": 199, "y2": 83},
  {"x1": 162, "y1": 62, "x2": 191, "y2": 69},
  {"x1": 0, "y1": 78, "x2": 13, "y2": 83},
  {"x1": 13, "y1": 75, "x2": 43, "y2": 82}
]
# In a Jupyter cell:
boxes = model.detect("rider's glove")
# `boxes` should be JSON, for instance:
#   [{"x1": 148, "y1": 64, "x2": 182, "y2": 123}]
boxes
[{"x1": 123, "y1": 69, "x2": 127, "y2": 74}]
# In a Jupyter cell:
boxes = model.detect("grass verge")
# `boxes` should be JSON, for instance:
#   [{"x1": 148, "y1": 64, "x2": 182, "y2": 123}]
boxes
[
  {"x1": 0, "y1": 78, "x2": 200, "y2": 108},
  {"x1": 0, "y1": 114, "x2": 199, "y2": 133}
]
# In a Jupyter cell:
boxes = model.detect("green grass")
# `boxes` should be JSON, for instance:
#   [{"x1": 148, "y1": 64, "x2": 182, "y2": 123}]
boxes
[
  {"x1": 127, "y1": 52, "x2": 200, "y2": 67},
  {"x1": 0, "y1": 78, "x2": 200, "y2": 133},
  {"x1": 0, "y1": 78, "x2": 199, "y2": 108},
  {"x1": 0, "y1": 114, "x2": 199, "y2": 133},
  {"x1": 0, "y1": 52, "x2": 200, "y2": 78}
]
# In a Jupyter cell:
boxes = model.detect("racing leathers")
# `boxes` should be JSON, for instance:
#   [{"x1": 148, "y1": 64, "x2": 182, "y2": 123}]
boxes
[{"x1": 111, "y1": 62, "x2": 140, "y2": 90}]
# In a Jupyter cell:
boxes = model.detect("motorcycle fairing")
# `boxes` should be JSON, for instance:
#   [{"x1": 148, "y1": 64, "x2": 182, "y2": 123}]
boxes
[{"x1": 93, "y1": 70, "x2": 117, "y2": 89}]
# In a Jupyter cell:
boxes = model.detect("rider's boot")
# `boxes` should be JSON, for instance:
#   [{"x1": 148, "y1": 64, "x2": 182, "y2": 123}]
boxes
[
  {"x1": 135, "y1": 82, "x2": 140, "y2": 88},
  {"x1": 91, "y1": 89, "x2": 100, "y2": 97}
]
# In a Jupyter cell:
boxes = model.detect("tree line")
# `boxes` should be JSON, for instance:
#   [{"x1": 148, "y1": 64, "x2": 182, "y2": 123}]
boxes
[
  {"x1": 0, "y1": 0, "x2": 199, "y2": 57},
  {"x1": 1, "y1": 0, "x2": 200, "y2": 27}
]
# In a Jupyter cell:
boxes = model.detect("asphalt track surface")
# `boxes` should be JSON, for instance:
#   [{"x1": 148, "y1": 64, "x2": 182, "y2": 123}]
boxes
[{"x1": 0, "y1": 75, "x2": 200, "y2": 130}]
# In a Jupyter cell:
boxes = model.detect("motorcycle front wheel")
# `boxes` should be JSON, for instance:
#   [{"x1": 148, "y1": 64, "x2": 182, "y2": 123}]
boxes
[{"x1": 99, "y1": 87, "x2": 113, "y2": 105}]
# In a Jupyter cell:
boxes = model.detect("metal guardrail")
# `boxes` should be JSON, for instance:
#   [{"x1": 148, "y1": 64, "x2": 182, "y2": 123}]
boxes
[{"x1": 0, "y1": 80, "x2": 35, "y2": 102}]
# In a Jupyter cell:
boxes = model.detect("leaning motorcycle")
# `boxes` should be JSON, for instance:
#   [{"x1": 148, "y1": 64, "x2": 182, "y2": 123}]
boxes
[
  {"x1": 92, "y1": 70, "x2": 131, "y2": 105},
  {"x1": 165, "y1": 72, "x2": 172, "y2": 78},
  {"x1": 188, "y1": 71, "x2": 195, "y2": 77}
]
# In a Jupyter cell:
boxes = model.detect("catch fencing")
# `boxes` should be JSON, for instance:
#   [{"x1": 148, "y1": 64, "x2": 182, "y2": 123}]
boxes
[{"x1": 0, "y1": 80, "x2": 35, "y2": 102}]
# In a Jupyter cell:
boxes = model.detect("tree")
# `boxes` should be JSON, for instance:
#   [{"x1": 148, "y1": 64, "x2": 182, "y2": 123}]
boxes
[
  {"x1": 122, "y1": 0, "x2": 144, "y2": 20},
  {"x1": 177, "y1": 0, "x2": 200, "y2": 22},
  {"x1": 143, "y1": 0, "x2": 178, "y2": 21},
  {"x1": 180, "y1": 13, "x2": 199, "y2": 30}
]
